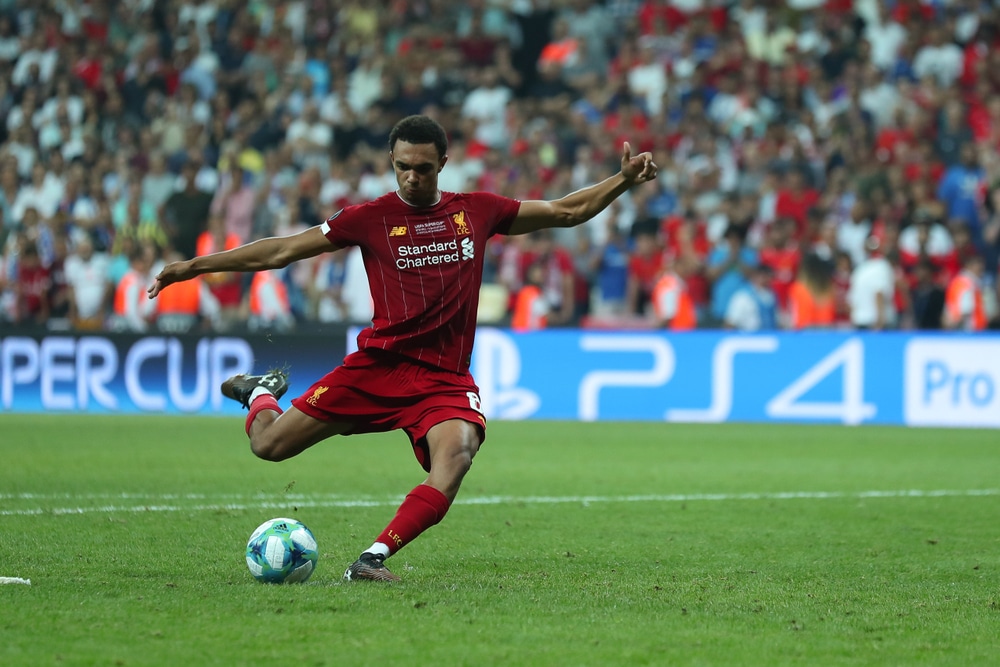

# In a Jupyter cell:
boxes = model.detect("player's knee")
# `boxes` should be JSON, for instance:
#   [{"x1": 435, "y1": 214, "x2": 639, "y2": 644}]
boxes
[
  {"x1": 443, "y1": 434, "x2": 480, "y2": 476},
  {"x1": 250, "y1": 434, "x2": 288, "y2": 462}
]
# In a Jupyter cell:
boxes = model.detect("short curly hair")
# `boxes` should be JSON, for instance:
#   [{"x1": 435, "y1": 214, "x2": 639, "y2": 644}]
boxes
[{"x1": 389, "y1": 115, "x2": 448, "y2": 159}]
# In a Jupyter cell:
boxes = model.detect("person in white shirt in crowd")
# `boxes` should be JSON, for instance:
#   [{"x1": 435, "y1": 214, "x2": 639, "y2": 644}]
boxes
[
  {"x1": 286, "y1": 101, "x2": 333, "y2": 174},
  {"x1": 627, "y1": 42, "x2": 667, "y2": 116},
  {"x1": 0, "y1": 15, "x2": 20, "y2": 64},
  {"x1": 837, "y1": 198, "x2": 872, "y2": 268},
  {"x1": 848, "y1": 235, "x2": 897, "y2": 331},
  {"x1": 142, "y1": 152, "x2": 178, "y2": 210},
  {"x1": 2, "y1": 125, "x2": 38, "y2": 180},
  {"x1": 13, "y1": 162, "x2": 59, "y2": 223},
  {"x1": 63, "y1": 232, "x2": 110, "y2": 330},
  {"x1": 357, "y1": 157, "x2": 397, "y2": 201},
  {"x1": 11, "y1": 31, "x2": 58, "y2": 88},
  {"x1": 436, "y1": 139, "x2": 484, "y2": 194},
  {"x1": 38, "y1": 77, "x2": 84, "y2": 128},
  {"x1": 461, "y1": 67, "x2": 513, "y2": 150},
  {"x1": 862, "y1": 0, "x2": 907, "y2": 72},
  {"x1": 912, "y1": 25, "x2": 963, "y2": 89},
  {"x1": 898, "y1": 211, "x2": 954, "y2": 263}
]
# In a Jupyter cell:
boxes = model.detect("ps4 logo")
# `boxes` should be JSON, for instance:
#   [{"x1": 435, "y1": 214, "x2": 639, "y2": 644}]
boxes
[{"x1": 472, "y1": 328, "x2": 539, "y2": 419}]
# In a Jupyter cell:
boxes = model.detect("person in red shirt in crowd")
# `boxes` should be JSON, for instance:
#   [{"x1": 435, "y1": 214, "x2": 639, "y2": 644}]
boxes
[
  {"x1": 518, "y1": 228, "x2": 575, "y2": 326},
  {"x1": 758, "y1": 216, "x2": 801, "y2": 312},
  {"x1": 900, "y1": 140, "x2": 945, "y2": 189},
  {"x1": 891, "y1": 0, "x2": 937, "y2": 26},
  {"x1": 196, "y1": 214, "x2": 244, "y2": 323},
  {"x1": 15, "y1": 241, "x2": 51, "y2": 325},
  {"x1": 832, "y1": 250, "x2": 854, "y2": 326},
  {"x1": 661, "y1": 209, "x2": 710, "y2": 314},
  {"x1": 637, "y1": 0, "x2": 689, "y2": 36},
  {"x1": 604, "y1": 97, "x2": 652, "y2": 155},
  {"x1": 625, "y1": 229, "x2": 664, "y2": 316},
  {"x1": 875, "y1": 106, "x2": 916, "y2": 164},
  {"x1": 149, "y1": 115, "x2": 658, "y2": 582},
  {"x1": 774, "y1": 169, "x2": 819, "y2": 238}
]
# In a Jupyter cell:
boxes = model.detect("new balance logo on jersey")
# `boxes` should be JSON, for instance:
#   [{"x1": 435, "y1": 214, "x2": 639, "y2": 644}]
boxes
[
  {"x1": 461, "y1": 237, "x2": 474, "y2": 261},
  {"x1": 389, "y1": 226, "x2": 408, "y2": 236}
]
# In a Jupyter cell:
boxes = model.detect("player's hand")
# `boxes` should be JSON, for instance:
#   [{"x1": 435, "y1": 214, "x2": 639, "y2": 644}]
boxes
[
  {"x1": 620, "y1": 142, "x2": 658, "y2": 185},
  {"x1": 147, "y1": 260, "x2": 195, "y2": 299}
]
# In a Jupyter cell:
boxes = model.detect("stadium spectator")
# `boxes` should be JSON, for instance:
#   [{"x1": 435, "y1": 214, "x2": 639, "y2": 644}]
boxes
[
  {"x1": 909, "y1": 258, "x2": 946, "y2": 330},
  {"x1": 863, "y1": 1, "x2": 908, "y2": 72},
  {"x1": 758, "y1": 216, "x2": 801, "y2": 313},
  {"x1": 155, "y1": 251, "x2": 221, "y2": 334},
  {"x1": 16, "y1": 240, "x2": 50, "y2": 325},
  {"x1": 210, "y1": 161, "x2": 256, "y2": 245},
  {"x1": 522, "y1": 228, "x2": 576, "y2": 327},
  {"x1": 706, "y1": 223, "x2": 758, "y2": 326},
  {"x1": 787, "y1": 253, "x2": 836, "y2": 330},
  {"x1": 142, "y1": 152, "x2": 178, "y2": 210},
  {"x1": 0, "y1": 0, "x2": 997, "y2": 337},
  {"x1": 591, "y1": 218, "x2": 630, "y2": 316},
  {"x1": 652, "y1": 261, "x2": 697, "y2": 330},
  {"x1": 724, "y1": 263, "x2": 777, "y2": 332},
  {"x1": 64, "y1": 231, "x2": 110, "y2": 331},
  {"x1": 912, "y1": 25, "x2": 964, "y2": 89},
  {"x1": 111, "y1": 245, "x2": 156, "y2": 333},
  {"x1": 838, "y1": 199, "x2": 873, "y2": 269},
  {"x1": 511, "y1": 260, "x2": 550, "y2": 332},
  {"x1": 944, "y1": 252, "x2": 988, "y2": 331},
  {"x1": 246, "y1": 269, "x2": 294, "y2": 332},
  {"x1": 937, "y1": 144, "x2": 987, "y2": 247},
  {"x1": 196, "y1": 213, "x2": 243, "y2": 325},
  {"x1": 161, "y1": 161, "x2": 213, "y2": 260},
  {"x1": 47, "y1": 231, "x2": 71, "y2": 328},
  {"x1": 848, "y1": 236, "x2": 897, "y2": 331},
  {"x1": 774, "y1": 169, "x2": 820, "y2": 240},
  {"x1": 460, "y1": 67, "x2": 513, "y2": 150},
  {"x1": 625, "y1": 228, "x2": 663, "y2": 317}
]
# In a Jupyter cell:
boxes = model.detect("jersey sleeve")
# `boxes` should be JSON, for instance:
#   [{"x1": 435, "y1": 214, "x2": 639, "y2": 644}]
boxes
[
  {"x1": 319, "y1": 206, "x2": 363, "y2": 247},
  {"x1": 472, "y1": 192, "x2": 522, "y2": 236}
]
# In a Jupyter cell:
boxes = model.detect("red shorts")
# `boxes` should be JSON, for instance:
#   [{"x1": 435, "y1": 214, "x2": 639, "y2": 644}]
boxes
[{"x1": 291, "y1": 348, "x2": 487, "y2": 472}]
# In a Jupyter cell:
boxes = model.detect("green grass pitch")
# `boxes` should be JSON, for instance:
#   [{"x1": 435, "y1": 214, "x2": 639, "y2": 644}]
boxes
[{"x1": 1, "y1": 415, "x2": 998, "y2": 666}]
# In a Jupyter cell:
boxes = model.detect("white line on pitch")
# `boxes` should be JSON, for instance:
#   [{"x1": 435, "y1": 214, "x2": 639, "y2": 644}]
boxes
[{"x1": 0, "y1": 488, "x2": 996, "y2": 517}]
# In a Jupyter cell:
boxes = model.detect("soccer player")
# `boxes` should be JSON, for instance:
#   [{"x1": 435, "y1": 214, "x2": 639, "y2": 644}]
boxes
[{"x1": 148, "y1": 115, "x2": 658, "y2": 581}]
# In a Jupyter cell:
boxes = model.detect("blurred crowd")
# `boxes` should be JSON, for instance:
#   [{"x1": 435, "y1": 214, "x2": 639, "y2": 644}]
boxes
[{"x1": 1, "y1": 0, "x2": 999, "y2": 335}]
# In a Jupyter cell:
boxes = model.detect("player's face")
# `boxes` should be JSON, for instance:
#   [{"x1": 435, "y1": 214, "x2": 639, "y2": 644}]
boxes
[{"x1": 390, "y1": 140, "x2": 447, "y2": 207}]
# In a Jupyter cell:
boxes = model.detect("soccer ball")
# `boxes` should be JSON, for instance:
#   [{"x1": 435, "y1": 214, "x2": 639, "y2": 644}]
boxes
[{"x1": 245, "y1": 518, "x2": 318, "y2": 584}]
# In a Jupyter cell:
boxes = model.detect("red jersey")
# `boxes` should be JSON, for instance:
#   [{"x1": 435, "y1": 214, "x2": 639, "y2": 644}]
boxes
[
  {"x1": 759, "y1": 244, "x2": 801, "y2": 310},
  {"x1": 321, "y1": 191, "x2": 521, "y2": 372}
]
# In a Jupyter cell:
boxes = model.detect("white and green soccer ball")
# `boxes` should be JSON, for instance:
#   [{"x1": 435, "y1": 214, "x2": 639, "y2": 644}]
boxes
[{"x1": 245, "y1": 518, "x2": 318, "y2": 584}]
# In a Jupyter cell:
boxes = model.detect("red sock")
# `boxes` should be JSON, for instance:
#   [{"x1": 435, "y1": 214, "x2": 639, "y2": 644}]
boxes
[
  {"x1": 376, "y1": 484, "x2": 451, "y2": 556},
  {"x1": 245, "y1": 395, "x2": 282, "y2": 435}
]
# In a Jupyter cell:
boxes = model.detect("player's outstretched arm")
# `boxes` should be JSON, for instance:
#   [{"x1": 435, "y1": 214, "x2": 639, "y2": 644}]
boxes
[
  {"x1": 148, "y1": 226, "x2": 338, "y2": 299},
  {"x1": 508, "y1": 142, "x2": 657, "y2": 236}
]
